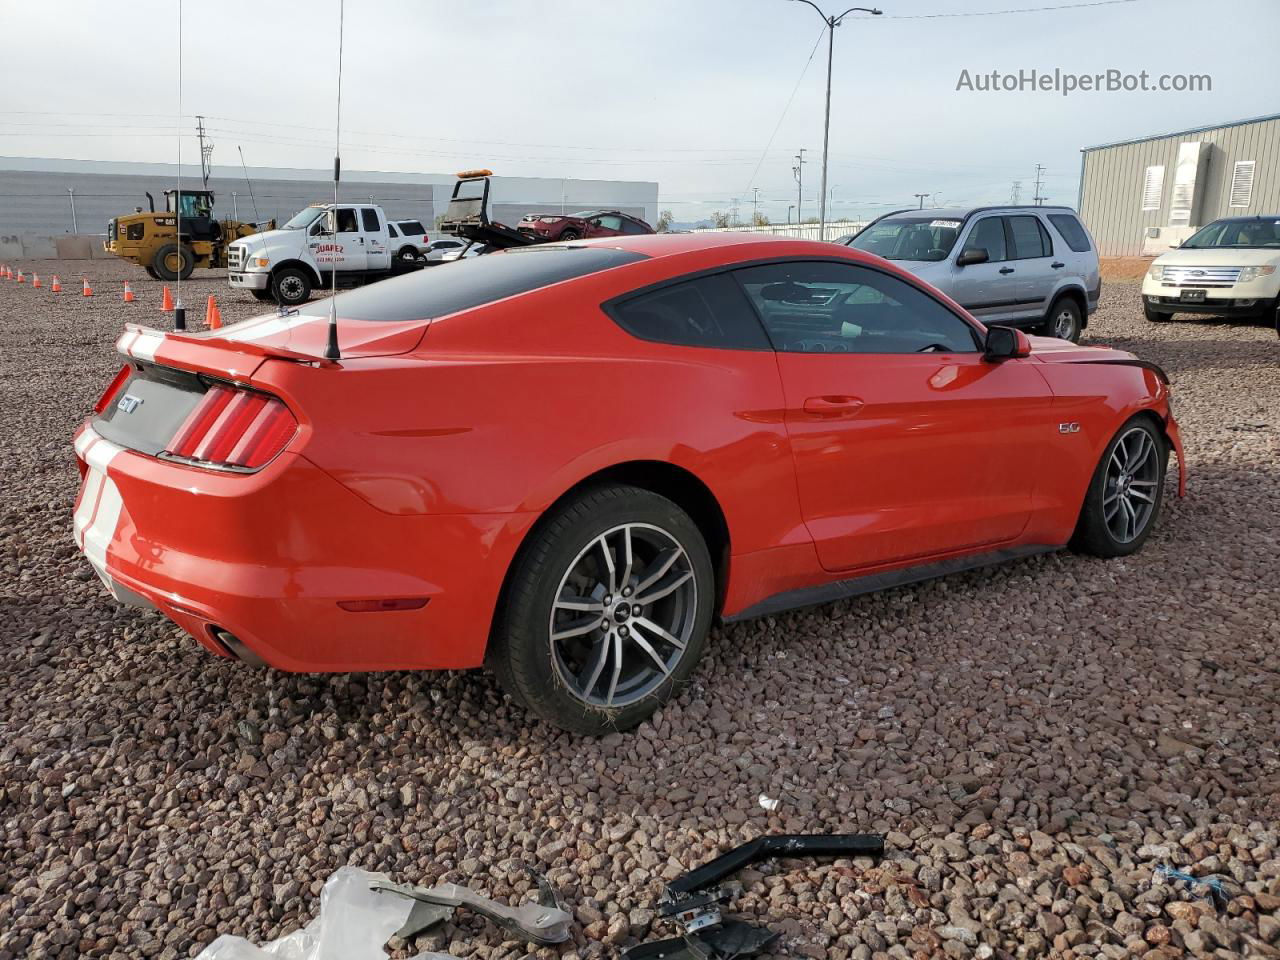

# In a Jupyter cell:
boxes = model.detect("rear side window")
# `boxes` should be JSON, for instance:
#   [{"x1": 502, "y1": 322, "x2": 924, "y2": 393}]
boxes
[
  {"x1": 361, "y1": 208, "x2": 381, "y2": 232},
  {"x1": 1007, "y1": 216, "x2": 1051, "y2": 260},
  {"x1": 1047, "y1": 213, "x2": 1092, "y2": 252},
  {"x1": 399, "y1": 220, "x2": 426, "y2": 235},
  {"x1": 387, "y1": 222, "x2": 400, "y2": 237},
  {"x1": 610, "y1": 273, "x2": 771, "y2": 350},
  {"x1": 298, "y1": 246, "x2": 649, "y2": 322}
]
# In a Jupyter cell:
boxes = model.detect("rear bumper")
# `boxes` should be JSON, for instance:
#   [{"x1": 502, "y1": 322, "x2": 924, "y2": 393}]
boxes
[
  {"x1": 72, "y1": 423, "x2": 535, "y2": 672},
  {"x1": 228, "y1": 271, "x2": 270, "y2": 291}
]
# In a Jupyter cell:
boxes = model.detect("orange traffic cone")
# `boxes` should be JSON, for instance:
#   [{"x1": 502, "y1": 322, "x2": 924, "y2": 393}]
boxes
[
  {"x1": 16, "y1": 270, "x2": 25, "y2": 283},
  {"x1": 32, "y1": 274, "x2": 41, "y2": 288},
  {"x1": 122, "y1": 281, "x2": 136, "y2": 303},
  {"x1": 0, "y1": 265, "x2": 8, "y2": 279},
  {"x1": 82, "y1": 277, "x2": 93, "y2": 297},
  {"x1": 161, "y1": 286, "x2": 174, "y2": 311},
  {"x1": 50, "y1": 275, "x2": 61, "y2": 292},
  {"x1": 205, "y1": 295, "x2": 222, "y2": 329}
]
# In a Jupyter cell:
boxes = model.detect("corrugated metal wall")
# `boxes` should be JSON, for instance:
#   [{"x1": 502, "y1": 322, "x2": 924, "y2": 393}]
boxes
[{"x1": 1079, "y1": 116, "x2": 1280, "y2": 257}]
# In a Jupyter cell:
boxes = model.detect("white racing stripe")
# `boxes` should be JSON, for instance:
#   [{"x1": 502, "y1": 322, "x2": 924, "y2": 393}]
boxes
[
  {"x1": 115, "y1": 327, "x2": 165, "y2": 361},
  {"x1": 72, "y1": 429, "x2": 127, "y2": 588},
  {"x1": 220, "y1": 313, "x2": 316, "y2": 342}
]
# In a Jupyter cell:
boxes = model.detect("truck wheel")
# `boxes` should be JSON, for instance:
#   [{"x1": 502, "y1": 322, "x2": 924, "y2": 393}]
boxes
[
  {"x1": 152, "y1": 243, "x2": 194, "y2": 281},
  {"x1": 488, "y1": 484, "x2": 714, "y2": 735},
  {"x1": 272, "y1": 268, "x2": 312, "y2": 306},
  {"x1": 145, "y1": 266, "x2": 160, "y2": 280}
]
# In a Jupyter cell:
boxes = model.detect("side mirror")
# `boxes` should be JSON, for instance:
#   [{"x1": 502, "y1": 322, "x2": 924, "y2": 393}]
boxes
[
  {"x1": 984, "y1": 325, "x2": 1032, "y2": 361},
  {"x1": 1168, "y1": 242, "x2": 1180, "y2": 249},
  {"x1": 956, "y1": 248, "x2": 989, "y2": 267}
]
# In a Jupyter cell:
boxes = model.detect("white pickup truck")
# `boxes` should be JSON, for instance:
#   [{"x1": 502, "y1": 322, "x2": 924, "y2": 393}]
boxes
[{"x1": 227, "y1": 203, "x2": 422, "y2": 306}]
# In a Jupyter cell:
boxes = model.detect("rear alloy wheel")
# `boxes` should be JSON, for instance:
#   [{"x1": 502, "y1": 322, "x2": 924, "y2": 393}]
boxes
[
  {"x1": 271, "y1": 267, "x2": 312, "y2": 306},
  {"x1": 559, "y1": 229, "x2": 580, "y2": 242},
  {"x1": 1070, "y1": 417, "x2": 1168, "y2": 557},
  {"x1": 1043, "y1": 297, "x2": 1082, "y2": 342},
  {"x1": 1143, "y1": 301, "x2": 1173, "y2": 323},
  {"x1": 489, "y1": 485, "x2": 714, "y2": 734}
]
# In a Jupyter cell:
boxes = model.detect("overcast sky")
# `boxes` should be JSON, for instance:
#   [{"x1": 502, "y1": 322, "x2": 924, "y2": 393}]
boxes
[{"x1": 3, "y1": 0, "x2": 1278, "y2": 223}]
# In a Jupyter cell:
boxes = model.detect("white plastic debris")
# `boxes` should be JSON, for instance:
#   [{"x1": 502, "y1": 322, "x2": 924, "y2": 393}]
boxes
[
  {"x1": 758, "y1": 793, "x2": 780, "y2": 811},
  {"x1": 195, "y1": 866, "x2": 448, "y2": 960}
]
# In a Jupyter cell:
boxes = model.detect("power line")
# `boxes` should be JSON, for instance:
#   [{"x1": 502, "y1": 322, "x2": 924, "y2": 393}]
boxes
[
  {"x1": 877, "y1": 0, "x2": 1137, "y2": 18},
  {"x1": 741, "y1": 25, "x2": 826, "y2": 197}
]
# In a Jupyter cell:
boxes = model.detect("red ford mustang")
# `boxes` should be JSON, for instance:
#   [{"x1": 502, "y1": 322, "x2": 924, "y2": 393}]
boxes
[{"x1": 74, "y1": 234, "x2": 1185, "y2": 733}]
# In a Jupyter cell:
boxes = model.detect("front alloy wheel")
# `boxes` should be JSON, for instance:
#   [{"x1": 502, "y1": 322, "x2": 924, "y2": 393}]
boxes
[
  {"x1": 1071, "y1": 417, "x2": 1167, "y2": 557},
  {"x1": 489, "y1": 484, "x2": 714, "y2": 734}
]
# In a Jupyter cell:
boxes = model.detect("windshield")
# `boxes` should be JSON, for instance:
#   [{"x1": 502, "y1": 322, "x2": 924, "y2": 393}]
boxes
[
  {"x1": 848, "y1": 217, "x2": 962, "y2": 262},
  {"x1": 283, "y1": 207, "x2": 326, "y2": 230},
  {"x1": 1182, "y1": 218, "x2": 1280, "y2": 249}
]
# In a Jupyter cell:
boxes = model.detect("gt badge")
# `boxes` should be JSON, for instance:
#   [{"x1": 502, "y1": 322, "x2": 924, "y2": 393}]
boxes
[
  {"x1": 117, "y1": 394, "x2": 144, "y2": 414},
  {"x1": 1058, "y1": 422, "x2": 1081, "y2": 434}
]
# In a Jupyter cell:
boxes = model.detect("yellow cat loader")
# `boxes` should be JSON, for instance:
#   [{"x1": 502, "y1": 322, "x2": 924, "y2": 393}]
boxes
[{"x1": 105, "y1": 189, "x2": 273, "y2": 280}]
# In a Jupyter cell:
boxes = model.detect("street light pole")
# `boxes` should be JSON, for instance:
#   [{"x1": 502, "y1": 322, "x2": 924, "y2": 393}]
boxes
[{"x1": 792, "y1": 1, "x2": 882, "y2": 241}]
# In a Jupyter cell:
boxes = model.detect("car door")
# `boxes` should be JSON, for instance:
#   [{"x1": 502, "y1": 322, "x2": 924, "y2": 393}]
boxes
[
  {"x1": 588, "y1": 214, "x2": 625, "y2": 238},
  {"x1": 735, "y1": 259, "x2": 1054, "y2": 573},
  {"x1": 1004, "y1": 214, "x2": 1057, "y2": 323},
  {"x1": 313, "y1": 207, "x2": 366, "y2": 272},
  {"x1": 360, "y1": 207, "x2": 391, "y2": 269},
  {"x1": 949, "y1": 216, "x2": 1022, "y2": 325}
]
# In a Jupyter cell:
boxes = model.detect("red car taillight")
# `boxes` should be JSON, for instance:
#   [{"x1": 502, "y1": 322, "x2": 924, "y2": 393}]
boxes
[
  {"x1": 167, "y1": 383, "x2": 297, "y2": 469},
  {"x1": 95, "y1": 363, "x2": 133, "y2": 413}
]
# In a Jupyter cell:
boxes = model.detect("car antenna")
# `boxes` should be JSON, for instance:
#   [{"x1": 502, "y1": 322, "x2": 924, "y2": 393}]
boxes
[
  {"x1": 172, "y1": 0, "x2": 186, "y2": 332},
  {"x1": 237, "y1": 146, "x2": 263, "y2": 227},
  {"x1": 323, "y1": 0, "x2": 345, "y2": 363}
]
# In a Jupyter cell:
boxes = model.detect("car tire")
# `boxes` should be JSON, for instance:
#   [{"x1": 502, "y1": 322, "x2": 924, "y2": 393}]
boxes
[
  {"x1": 152, "y1": 243, "x2": 194, "y2": 281},
  {"x1": 250, "y1": 289, "x2": 275, "y2": 302},
  {"x1": 559, "y1": 229, "x2": 580, "y2": 242},
  {"x1": 1041, "y1": 296, "x2": 1082, "y2": 342},
  {"x1": 397, "y1": 246, "x2": 418, "y2": 263},
  {"x1": 271, "y1": 267, "x2": 313, "y2": 306},
  {"x1": 489, "y1": 484, "x2": 715, "y2": 735},
  {"x1": 1070, "y1": 416, "x2": 1168, "y2": 558},
  {"x1": 1143, "y1": 301, "x2": 1173, "y2": 323}
]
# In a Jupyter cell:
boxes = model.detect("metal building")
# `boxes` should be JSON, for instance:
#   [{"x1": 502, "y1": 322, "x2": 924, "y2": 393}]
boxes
[
  {"x1": 0, "y1": 156, "x2": 659, "y2": 239},
  {"x1": 1078, "y1": 113, "x2": 1280, "y2": 257}
]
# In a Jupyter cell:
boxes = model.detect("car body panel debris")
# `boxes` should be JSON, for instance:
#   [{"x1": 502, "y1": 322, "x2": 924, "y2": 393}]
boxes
[{"x1": 369, "y1": 873, "x2": 572, "y2": 945}]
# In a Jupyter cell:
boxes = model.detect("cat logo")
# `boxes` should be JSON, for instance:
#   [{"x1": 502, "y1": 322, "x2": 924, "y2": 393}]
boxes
[{"x1": 1058, "y1": 422, "x2": 1081, "y2": 434}]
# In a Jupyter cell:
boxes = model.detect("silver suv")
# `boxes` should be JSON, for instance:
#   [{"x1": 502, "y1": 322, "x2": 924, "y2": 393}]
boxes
[{"x1": 844, "y1": 205, "x2": 1100, "y2": 342}]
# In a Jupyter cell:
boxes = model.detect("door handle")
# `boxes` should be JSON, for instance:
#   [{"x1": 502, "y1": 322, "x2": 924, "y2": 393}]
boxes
[
  {"x1": 998, "y1": 267, "x2": 1015, "y2": 274},
  {"x1": 1051, "y1": 261, "x2": 1065, "y2": 269},
  {"x1": 803, "y1": 395, "x2": 865, "y2": 418}
]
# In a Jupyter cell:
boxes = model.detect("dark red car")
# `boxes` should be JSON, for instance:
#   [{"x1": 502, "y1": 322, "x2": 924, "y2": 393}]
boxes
[{"x1": 519, "y1": 209, "x2": 654, "y2": 242}]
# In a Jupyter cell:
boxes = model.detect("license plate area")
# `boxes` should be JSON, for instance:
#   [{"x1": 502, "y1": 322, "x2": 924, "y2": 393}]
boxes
[{"x1": 1181, "y1": 288, "x2": 1207, "y2": 303}]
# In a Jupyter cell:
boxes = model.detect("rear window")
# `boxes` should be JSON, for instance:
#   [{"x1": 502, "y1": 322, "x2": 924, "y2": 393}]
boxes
[
  {"x1": 1047, "y1": 213, "x2": 1092, "y2": 253},
  {"x1": 397, "y1": 220, "x2": 426, "y2": 235},
  {"x1": 297, "y1": 246, "x2": 649, "y2": 322}
]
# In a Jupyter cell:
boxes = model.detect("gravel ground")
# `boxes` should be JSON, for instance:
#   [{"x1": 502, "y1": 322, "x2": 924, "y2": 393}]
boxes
[{"x1": 1, "y1": 259, "x2": 1278, "y2": 960}]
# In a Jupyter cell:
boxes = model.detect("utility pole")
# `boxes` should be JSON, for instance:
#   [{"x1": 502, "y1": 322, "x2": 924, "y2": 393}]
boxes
[
  {"x1": 752, "y1": 186, "x2": 760, "y2": 225},
  {"x1": 67, "y1": 187, "x2": 77, "y2": 233},
  {"x1": 791, "y1": 1, "x2": 883, "y2": 239},
  {"x1": 792, "y1": 148, "x2": 807, "y2": 223},
  {"x1": 913, "y1": 192, "x2": 930, "y2": 209},
  {"x1": 1033, "y1": 164, "x2": 1047, "y2": 205},
  {"x1": 1010, "y1": 180, "x2": 1022, "y2": 204},
  {"x1": 196, "y1": 115, "x2": 213, "y2": 189}
]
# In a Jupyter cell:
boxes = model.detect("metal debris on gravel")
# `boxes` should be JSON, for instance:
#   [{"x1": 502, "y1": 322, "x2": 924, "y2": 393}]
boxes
[{"x1": 1, "y1": 260, "x2": 1278, "y2": 959}]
